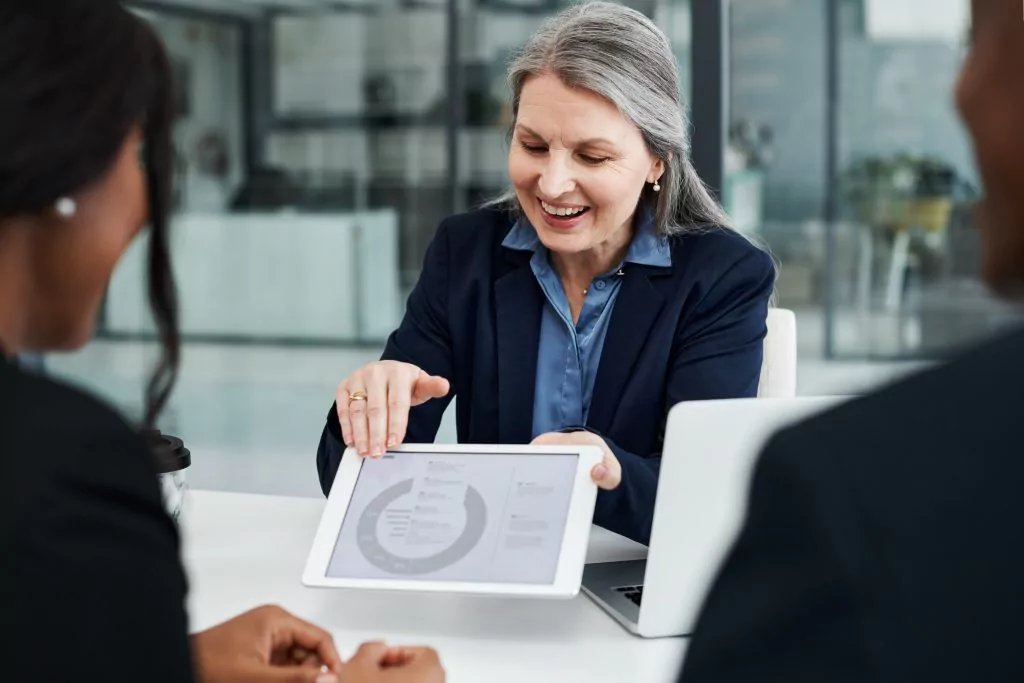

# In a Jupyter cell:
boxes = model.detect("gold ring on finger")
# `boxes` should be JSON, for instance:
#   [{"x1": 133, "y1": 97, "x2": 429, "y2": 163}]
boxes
[{"x1": 348, "y1": 391, "x2": 368, "y2": 404}]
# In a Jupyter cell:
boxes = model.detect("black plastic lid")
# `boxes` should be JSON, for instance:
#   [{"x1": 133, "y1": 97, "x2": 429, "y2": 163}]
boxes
[{"x1": 143, "y1": 430, "x2": 192, "y2": 474}]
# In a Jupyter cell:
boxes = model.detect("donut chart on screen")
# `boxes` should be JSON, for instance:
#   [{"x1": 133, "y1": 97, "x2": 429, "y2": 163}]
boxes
[{"x1": 355, "y1": 477, "x2": 488, "y2": 574}]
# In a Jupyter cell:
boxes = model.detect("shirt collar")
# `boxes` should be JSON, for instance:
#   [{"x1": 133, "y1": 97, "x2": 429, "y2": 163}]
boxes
[{"x1": 501, "y1": 205, "x2": 672, "y2": 268}]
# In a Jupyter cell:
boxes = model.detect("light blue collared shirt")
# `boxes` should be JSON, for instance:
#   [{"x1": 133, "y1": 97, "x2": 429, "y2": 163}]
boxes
[{"x1": 501, "y1": 210, "x2": 672, "y2": 438}]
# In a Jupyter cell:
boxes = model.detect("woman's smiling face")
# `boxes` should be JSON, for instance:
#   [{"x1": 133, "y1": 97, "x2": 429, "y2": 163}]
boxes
[{"x1": 508, "y1": 72, "x2": 664, "y2": 256}]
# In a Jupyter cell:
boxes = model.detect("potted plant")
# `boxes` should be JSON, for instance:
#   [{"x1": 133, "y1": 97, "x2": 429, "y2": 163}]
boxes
[
  {"x1": 840, "y1": 155, "x2": 910, "y2": 228},
  {"x1": 902, "y1": 156, "x2": 957, "y2": 233}
]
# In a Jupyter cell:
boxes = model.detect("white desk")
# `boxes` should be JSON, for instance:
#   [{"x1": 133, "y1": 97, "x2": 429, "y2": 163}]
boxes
[{"x1": 180, "y1": 490, "x2": 687, "y2": 683}]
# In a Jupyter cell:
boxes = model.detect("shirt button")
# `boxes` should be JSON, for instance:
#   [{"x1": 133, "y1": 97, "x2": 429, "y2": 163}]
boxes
[{"x1": 595, "y1": 280, "x2": 606, "y2": 290}]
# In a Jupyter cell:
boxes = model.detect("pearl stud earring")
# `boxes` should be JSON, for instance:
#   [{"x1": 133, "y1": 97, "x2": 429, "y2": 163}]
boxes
[
  {"x1": 55, "y1": 197, "x2": 77, "y2": 218},
  {"x1": 652, "y1": 181, "x2": 661, "y2": 192}
]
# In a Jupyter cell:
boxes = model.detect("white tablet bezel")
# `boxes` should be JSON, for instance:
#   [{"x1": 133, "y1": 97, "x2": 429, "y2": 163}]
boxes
[{"x1": 303, "y1": 443, "x2": 603, "y2": 598}]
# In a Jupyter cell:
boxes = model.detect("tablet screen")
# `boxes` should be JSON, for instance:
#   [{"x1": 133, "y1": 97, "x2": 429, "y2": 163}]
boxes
[{"x1": 326, "y1": 451, "x2": 579, "y2": 584}]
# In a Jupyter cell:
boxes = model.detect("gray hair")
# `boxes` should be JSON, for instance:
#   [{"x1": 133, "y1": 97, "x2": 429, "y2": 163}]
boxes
[{"x1": 496, "y1": 1, "x2": 730, "y2": 236}]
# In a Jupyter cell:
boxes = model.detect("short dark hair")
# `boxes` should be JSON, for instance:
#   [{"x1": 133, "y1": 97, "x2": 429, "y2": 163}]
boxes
[{"x1": 0, "y1": 1, "x2": 179, "y2": 428}]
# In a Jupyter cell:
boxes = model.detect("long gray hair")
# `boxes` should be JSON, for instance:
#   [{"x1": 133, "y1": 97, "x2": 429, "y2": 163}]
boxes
[{"x1": 496, "y1": 1, "x2": 729, "y2": 236}]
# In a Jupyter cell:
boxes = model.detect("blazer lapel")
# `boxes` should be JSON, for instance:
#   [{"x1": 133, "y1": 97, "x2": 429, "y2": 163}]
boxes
[
  {"x1": 588, "y1": 266, "x2": 667, "y2": 433},
  {"x1": 495, "y1": 250, "x2": 543, "y2": 443}
]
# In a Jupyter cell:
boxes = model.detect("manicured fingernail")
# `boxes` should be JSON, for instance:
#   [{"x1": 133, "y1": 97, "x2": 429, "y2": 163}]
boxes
[
  {"x1": 593, "y1": 464, "x2": 608, "y2": 480},
  {"x1": 387, "y1": 435, "x2": 398, "y2": 448},
  {"x1": 316, "y1": 674, "x2": 338, "y2": 683}
]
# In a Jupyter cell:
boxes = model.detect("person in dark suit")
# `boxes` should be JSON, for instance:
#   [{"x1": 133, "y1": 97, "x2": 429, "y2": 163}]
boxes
[
  {"x1": 0, "y1": 4, "x2": 442, "y2": 683},
  {"x1": 678, "y1": 1, "x2": 1024, "y2": 681},
  {"x1": 317, "y1": 2, "x2": 775, "y2": 546}
]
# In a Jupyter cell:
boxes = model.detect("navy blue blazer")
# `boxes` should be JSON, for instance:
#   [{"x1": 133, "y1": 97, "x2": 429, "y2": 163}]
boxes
[{"x1": 317, "y1": 207, "x2": 775, "y2": 545}]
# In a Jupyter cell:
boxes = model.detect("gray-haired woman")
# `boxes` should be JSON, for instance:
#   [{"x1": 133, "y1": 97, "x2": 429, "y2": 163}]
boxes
[{"x1": 317, "y1": 1, "x2": 774, "y2": 545}]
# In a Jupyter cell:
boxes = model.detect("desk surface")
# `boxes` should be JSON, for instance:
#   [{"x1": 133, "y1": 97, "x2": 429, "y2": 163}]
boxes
[{"x1": 180, "y1": 490, "x2": 686, "y2": 683}]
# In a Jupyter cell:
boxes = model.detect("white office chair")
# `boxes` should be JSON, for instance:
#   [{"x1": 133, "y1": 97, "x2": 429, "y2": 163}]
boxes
[{"x1": 757, "y1": 308, "x2": 797, "y2": 398}]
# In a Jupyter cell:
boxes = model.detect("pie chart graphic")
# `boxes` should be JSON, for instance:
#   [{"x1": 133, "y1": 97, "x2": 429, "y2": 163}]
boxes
[{"x1": 356, "y1": 478, "x2": 487, "y2": 575}]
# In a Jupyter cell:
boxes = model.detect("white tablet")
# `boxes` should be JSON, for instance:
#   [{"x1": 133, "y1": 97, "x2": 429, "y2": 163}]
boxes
[{"x1": 303, "y1": 444, "x2": 603, "y2": 598}]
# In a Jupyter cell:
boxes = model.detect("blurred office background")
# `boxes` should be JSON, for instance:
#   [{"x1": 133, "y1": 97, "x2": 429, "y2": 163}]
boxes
[{"x1": 39, "y1": 0, "x2": 1016, "y2": 496}]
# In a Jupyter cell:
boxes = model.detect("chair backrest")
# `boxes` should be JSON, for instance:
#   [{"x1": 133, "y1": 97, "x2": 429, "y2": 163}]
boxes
[{"x1": 758, "y1": 308, "x2": 797, "y2": 398}]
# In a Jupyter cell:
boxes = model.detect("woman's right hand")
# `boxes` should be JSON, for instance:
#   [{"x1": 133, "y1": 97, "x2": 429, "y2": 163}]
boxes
[{"x1": 337, "y1": 361, "x2": 450, "y2": 457}]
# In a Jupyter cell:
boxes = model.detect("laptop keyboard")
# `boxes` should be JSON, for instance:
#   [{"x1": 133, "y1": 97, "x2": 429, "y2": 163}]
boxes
[{"x1": 614, "y1": 584, "x2": 643, "y2": 607}]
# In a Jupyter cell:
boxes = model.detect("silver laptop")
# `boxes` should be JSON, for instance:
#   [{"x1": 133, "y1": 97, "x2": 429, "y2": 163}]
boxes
[{"x1": 582, "y1": 396, "x2": 844, "y2": 638}]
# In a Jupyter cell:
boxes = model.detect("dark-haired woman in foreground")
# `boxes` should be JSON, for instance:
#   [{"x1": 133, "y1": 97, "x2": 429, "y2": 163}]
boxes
[{"x1": 0, "y1": 3, "x2": 442, "y2": 682}]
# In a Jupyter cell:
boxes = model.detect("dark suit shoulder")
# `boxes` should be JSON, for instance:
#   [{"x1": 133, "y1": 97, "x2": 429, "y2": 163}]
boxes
[
  {"x1": 773, "y1": 325, "x2": 1024, "y2": 450},
  {"x1": 666, "y1": 227, "x2": 775, "y2": 306},
  {"x1": 0, "y1": 360, "x2": 171, "y2": 553},
  {"x1": 1, "y1": 360, "x2": 156, "y2": 482},
  {"x1": 762, "y1": 325, "x2": 1024, "y2": 532},
  {"x1": 669, "y1": 225, "x2": 770, "y2": 266},
  {"x1": 2, "y1": 358, "x2": 140, "y2": 431},
  {"x1": 735, "y1": 326, "x2": 1024, "y2": 683}
]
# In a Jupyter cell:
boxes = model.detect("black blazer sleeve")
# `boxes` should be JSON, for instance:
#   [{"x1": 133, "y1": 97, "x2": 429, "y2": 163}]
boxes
[
  {"x1": 8, "y1": 414, "x2": 194, "y2": 683},
  {"x1": 677, "y1": 428, "x2": 869, "y2": 683},
  {"x1": 317, "y1": 219, "x2": 456, "y2": 493}
]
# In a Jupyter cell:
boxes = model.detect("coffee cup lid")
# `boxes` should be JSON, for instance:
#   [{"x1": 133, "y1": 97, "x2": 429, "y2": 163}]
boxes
[{"x1": 144, "y1": 430, "x2": 191, "y2": 474}]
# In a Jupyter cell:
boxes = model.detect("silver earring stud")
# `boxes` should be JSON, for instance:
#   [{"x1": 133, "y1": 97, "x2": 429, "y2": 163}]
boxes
[
  {"x1": 55, "y1": 197, "x2": 77, "y2": 218},
  {"x1": 652, "y1": 181, "x2": 661, "y2": 192}
]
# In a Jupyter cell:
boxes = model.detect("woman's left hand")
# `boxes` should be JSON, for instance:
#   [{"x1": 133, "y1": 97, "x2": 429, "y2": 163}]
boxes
[{"x1": 530, "y1": 431, "x2": 621, "y2": 490}]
